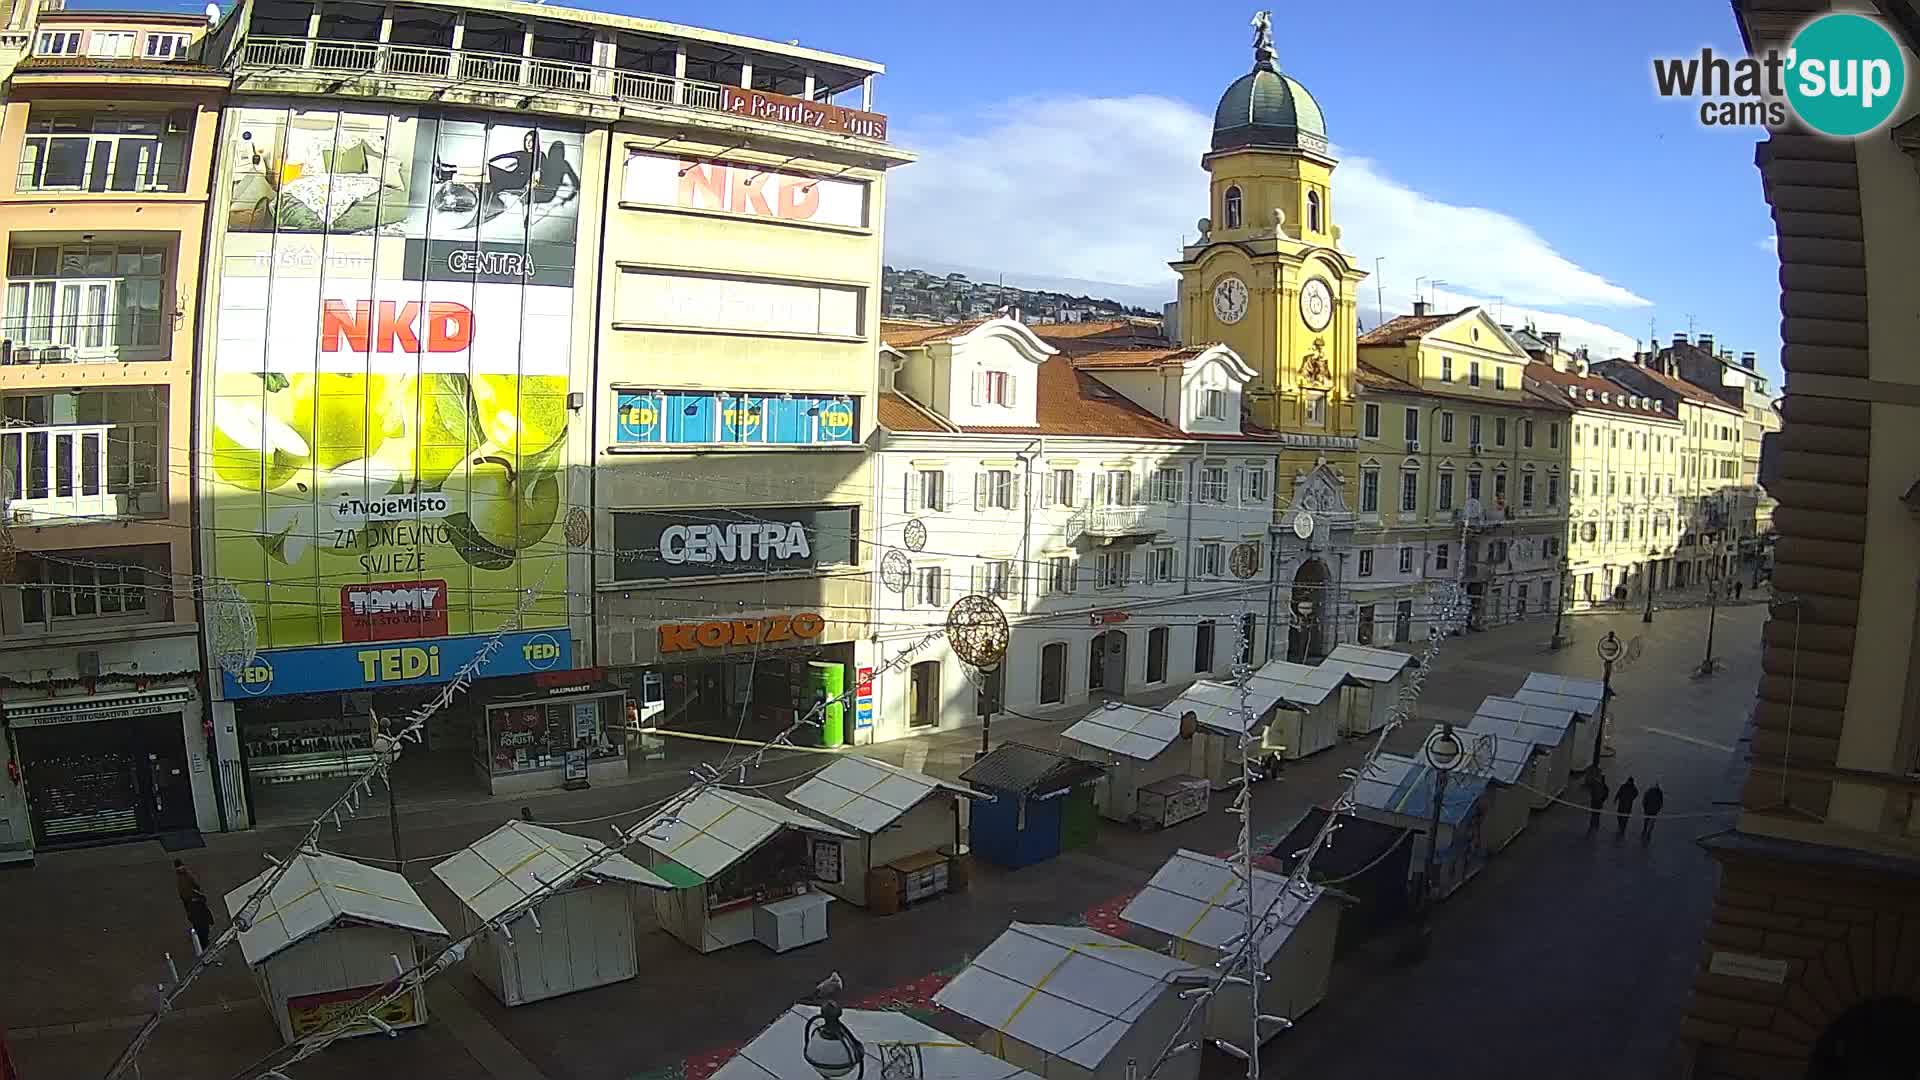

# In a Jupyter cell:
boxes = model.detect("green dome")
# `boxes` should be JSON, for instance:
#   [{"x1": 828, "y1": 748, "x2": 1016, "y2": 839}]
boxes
[{"x1": 1212, "y1": 63, "x2": 1328, "y2": 155}]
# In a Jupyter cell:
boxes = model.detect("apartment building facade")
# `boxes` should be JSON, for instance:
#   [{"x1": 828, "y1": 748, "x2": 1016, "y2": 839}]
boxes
[
  {"x1": 0, "y1": 5, "x2": 224, "y2": 860},
  {"x1": 1659, "y1": 334, "x2": 1777, "y2": 558},
  {"x1": 1676, "y1": 3, "x2": 1920, "y2": 1077},
  {"x1": 871, "y1": 317, "x2": 1280, "y2": 739},
  {"x1": 1356, "y1": 305, "x2": 1571, "y2": 633}
]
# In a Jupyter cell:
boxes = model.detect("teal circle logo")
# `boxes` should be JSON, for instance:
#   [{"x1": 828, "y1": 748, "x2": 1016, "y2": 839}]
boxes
[{"x1": 1786, "y1": 13, "x2": 1906, "y2": 137}]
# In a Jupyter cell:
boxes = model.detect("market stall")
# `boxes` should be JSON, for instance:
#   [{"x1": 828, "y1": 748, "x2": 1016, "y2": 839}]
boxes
[
  {"x1": 1120, "y1": 849, "x2": 1339, "y2": 1047},
  {"x1": 961, "y1": 743, "x2": 1108, "y2": 869},
  {"x1": 1351, "y1": 753, "x2": 1491, "y2": 901},
  {"x1": 1164, "y1": 680, "x2": 1294, "y2": 790},
  {"x1": 933, "y1": 922, "x2": 1206, "y2": 1080},
  {"x1": 1456, "y1": 732, "x2": 1535, "y2": 852},
  {"x1": 1468, "y1": 695, "x2": 1579, "y2": 808},
  {"x1": 712, "y1": 1004, "x2": 1045, "y2": 1080},
  {"x1": 1511, "y1": 673, "x2": 1608, "y2": 772},
  {"x1": 1272, "y1": 807, "x2": 1412, "y2": 946},
  {"x1": 1323, "y1": 644, "x2": 1418, "y2": 736},
  {"x1": 1251, "y1": 660, "x2": 1361, "y2": 760},
  {"x1": 632, "y1": 788, "x2": 852, "y2": 954},
  {"x1": 783, "y1": 756, "x2": 980, "y2": 911},
  {"x1": 1062, "y1": 703, "x2": 1209, "y2": 829},
  {"x1": 430, "y1": 819, "x2": 671, "y2": 1006},
  {"x1": 225, "y1": 850, "x2": 448, "y2": 1042}
]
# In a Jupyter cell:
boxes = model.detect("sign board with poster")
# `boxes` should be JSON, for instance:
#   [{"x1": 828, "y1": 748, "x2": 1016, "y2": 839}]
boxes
[
  {"x1": 286, "y1": 984, "x2": 420, "y2": 1039},
  {"x1": 621, "y1": 151, "x2": 871, "y2": 228},
  {"x1": 206, "y1": 105, "x2": 587, "y2": 697},
  {"x1": 854, "y1": 666, "x2": 874, "y2": 731},
  {"x1": 563, "y1": 748, "x2": 588, "y2": 786}
]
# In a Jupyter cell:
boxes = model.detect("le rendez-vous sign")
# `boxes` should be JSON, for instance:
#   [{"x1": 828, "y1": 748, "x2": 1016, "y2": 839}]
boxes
[{"x1": 719, "y1": 86, "x2": 889, "y2": 142}]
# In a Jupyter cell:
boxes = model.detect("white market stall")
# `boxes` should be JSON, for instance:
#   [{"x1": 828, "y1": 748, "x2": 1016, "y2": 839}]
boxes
[
  {"x1": 1323, "y1": 644, "x2": 1418, "y2": 735},
  {"x1": 430, "y1": 819, "x2": 671, "y2": 1007},
  {"x1": 1455, "y1": 732, "x2": 1535, "y2": 852},
  {"x1": 1352, "y1": 753, "x2": 1492, "y2": 901},
  {"x1": 1468, "y1": 695, "x2": 1579, "y2": 808},
  {"x1": 632, "y1": 788, "x2": 852, "y2": 954},
  {"x1": 783, "y1": 755, "x2": 979, "y2": 912},
  {"x1": 225, "y1": 850, "x2": 448, "y2": 1043},
  {"x1": 1120, "y1": 849, "x2": 1339, "y2": 1048},
  {"x1": 712, "y1": 1004, "x2": 1045, "y2": 1080},
  {"x1": 1251, "y1": 660, "x2": 1360, "y2": 760},
  {"x1": 1062, "y1": 703, "x2": 1209, "y2": 829},
  {"x1": 934, "y1": 922, "x2": 1206, "y2": 1080},
  {"x1": 1165, "y1": 679, "x2": 1295, "y2": 790},
  {"x1": 1512, "y1": 673, "x2": 1609, "y2": 772}
]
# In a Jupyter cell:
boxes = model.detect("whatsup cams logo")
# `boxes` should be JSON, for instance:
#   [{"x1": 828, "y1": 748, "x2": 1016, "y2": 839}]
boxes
[{"x1": 1654, "y1": 12, "x2": 1907, "y2": 136}]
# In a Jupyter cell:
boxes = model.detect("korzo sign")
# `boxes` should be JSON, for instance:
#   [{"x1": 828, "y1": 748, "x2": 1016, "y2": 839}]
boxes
[{"x1": 719, "y1": 86, "x2": 889, "y2": 142}]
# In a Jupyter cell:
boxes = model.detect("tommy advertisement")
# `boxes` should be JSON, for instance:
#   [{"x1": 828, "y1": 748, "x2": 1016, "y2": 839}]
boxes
[{"x1": 209, "y1": 105, "x2": 586, "y2": 698}]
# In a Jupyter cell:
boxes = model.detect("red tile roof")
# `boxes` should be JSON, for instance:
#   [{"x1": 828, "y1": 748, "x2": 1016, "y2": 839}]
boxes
[
  {"x1": 1524, "y1": 362, "x2": 1680, "y2": 422},
  {"x1": 1355, "y1": 363, "x2": 1419, "y2": 393},
  {"x1": 880, "y1": 318, "x2": 990, "y2": 348},
  {"x1": 14, "y1": 56, "x2": 226, "y2": 77},
  {"x1": 1356, "y1": 310, "x2": 1470, "y2": 347},
  {"x1": 1029, "y1": 321, "x2": 1173, "y2": 356},
  {"x1": 1066, "y1": 345, "x2": 1210, "y2": 370},
  {"x1": 881, "y1": 359, "x2": 1279, "y2": 442},
  {"x1": 1355, "y1": 362, "x2": 1573, "y2": 412},
  {"x1": 876, "y1": 391, "x2": 955, "y2": 433},
  {"x1": 1597, "y1": 360, "x2": 1745, "y2": 415}
]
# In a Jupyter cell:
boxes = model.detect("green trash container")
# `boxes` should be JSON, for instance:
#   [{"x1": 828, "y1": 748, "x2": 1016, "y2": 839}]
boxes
[{"x1": 809, "y1": 662, "x2": 845, "y2": 748}]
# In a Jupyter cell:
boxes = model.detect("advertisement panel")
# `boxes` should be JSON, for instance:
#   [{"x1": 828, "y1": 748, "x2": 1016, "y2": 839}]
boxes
[
  {"x1": 621, "y1": 151, "x2": 869, "y2": 228},
  {"x1": 209, "y1": 105, "x2": 584, "y2": 695},
  {"x1": 611, "y1": 389, "x2": 856, "y2": 447},
  {"x1": 609, "y1": 505, "x2": 857, "y2": 581}
]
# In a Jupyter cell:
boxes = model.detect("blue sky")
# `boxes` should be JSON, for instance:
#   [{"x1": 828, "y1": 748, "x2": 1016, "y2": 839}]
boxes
[{"x1": 122, "y1": 0, "x2": 1783, "y2": 380}]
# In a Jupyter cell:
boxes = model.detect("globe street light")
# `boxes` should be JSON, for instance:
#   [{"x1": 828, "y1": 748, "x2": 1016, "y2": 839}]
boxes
[
  {"x1": 1407, "y1": 723, "x2": 1465, "y2": 964},
  {"x1": 1549, "y1": 556, "x2": 1571, "y2": 651},
  {"x1": 803, "y1": 1000, "x2": 865, "y2": 1080},
  {"x1": 1595, "y1": 631, "x2": 1623, "y2": 764},
  {"x1": 1643, "y1": 547, "x2": 1658, "y2": 624}
]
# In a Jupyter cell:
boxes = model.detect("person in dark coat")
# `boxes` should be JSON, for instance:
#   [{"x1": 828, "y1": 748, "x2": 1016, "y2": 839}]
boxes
[
  {"x1": 1733, "y1": 580, "x2": 1744, "y2": 601},
  {"x1": 174, "y1": 859, "x2": 215, "y2": 955},
  {"x1": 1586, "y1": 772, "x2": 1610, "y2": 834},
  {"x1": 1641, "y1": 782, "x2": 1666, "y2": 843},
  {"x1": 1613, "y1": 777, "x2": 1641, "y2": 840}
]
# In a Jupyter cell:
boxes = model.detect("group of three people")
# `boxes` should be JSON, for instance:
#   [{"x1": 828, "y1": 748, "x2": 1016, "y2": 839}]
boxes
[{"x1": 1586, "y1": 772, "x2": 1665, "y2": 842}]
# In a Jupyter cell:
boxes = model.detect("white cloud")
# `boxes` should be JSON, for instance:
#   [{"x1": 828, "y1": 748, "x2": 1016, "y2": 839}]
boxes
[
  {"x1": 886, "y1": 95, "x2": 1652, "y2": 345},
  {"x1": 1758, "y1": 234, "x2": 1778, "y2": 252}
]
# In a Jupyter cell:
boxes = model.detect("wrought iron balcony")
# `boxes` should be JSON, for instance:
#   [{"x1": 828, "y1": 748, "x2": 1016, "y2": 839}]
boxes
[{"x1": 1067, "y1": 503, "x2": 1160, "y2": 542}]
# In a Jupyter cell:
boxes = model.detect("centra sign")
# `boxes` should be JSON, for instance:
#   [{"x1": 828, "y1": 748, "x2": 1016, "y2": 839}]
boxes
[{"x1": 662, "y1": 522, "x2": 811, "y2": 566}]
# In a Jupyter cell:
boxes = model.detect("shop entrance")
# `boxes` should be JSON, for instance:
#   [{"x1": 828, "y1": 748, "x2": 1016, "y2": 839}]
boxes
[
  {"x1": 638, "y1": 642, "x2": 857, "y2": 751},
  {"x1": 15, "y1": 713, "x2": 194, "y2": 847}
]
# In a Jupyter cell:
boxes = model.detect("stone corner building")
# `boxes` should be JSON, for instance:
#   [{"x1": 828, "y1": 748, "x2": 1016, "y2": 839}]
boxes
[{"x1": 1676, "y1": 1, "x2": 1920, "y2": 1077}]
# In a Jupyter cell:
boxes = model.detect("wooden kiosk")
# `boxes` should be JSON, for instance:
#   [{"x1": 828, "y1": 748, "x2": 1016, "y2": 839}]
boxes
[
  {"x1": 1352, "y1": 753, "x2": 1492, "y2": 901},
  {"x1": 1512, "y1": 672, "x2": 1608, "y2": 772},
  {"x1": 225, "y1": 850, "x2": 448, "y2": 1042},
  {"x1": 430, "y1": 819, "x2": 670, "y2": 1006},
  {"x1": 1323, "y1": 644, "x2": 1417, "y2": 735},
  {"x1": 1251, "y1": 660, "x2": 1361, "y2": 760},
  {"x1": 1165, "y1": 680, "x2": 1293, "y2": 790},
  {"x1": 1468, "y1": 695, "x2": 1579, "y2": 808},
  {"x1": 783, "y1": 755, "x2": 979, "y2": 911},
  {"x1": 960, "y1": 743, "x2": 1107, "y2": 869},
  {"x1": 1062, "y1": 703, "x2": 1209, "y2": 829}
]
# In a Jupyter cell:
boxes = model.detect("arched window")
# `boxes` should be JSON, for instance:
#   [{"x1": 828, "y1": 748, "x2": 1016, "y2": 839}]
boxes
[
  {"x1": 1307, "y1": 191, "x2": 1323, "y2": 232},
  {"x1": 1223, "y1": 186, "x2": 1243, "y2": 229}
]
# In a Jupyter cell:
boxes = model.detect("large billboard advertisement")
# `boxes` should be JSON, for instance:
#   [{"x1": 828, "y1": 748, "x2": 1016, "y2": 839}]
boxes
[{"x1": 209, "y1": 105, "x2": 585, "y2": 698}]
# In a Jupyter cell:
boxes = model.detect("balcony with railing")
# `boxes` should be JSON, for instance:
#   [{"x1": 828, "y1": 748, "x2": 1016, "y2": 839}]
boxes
[{"x1": 1067, "y1": 503, "x2": 1161, "y2": 543}]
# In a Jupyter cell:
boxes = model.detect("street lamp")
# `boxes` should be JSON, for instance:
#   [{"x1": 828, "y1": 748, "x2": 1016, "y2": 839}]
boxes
[
  {"x1": 1643, "y1": 547, "x2": 1658, "y2": 624},
  {"x1": 1697, "y1": 570, "x2": 1721, "y2": 678},
  {"x1": 1595, "y1": 631, "x2": 1622, "y2": 765},
  {"x1": 1549, "y1": 556, "x2": 1571, "y2": 651},
  {"x1": 803, "y1": 1000, "x2": 865, "y2": 1079},
  {"x1": 1407, "y1": 723, "x2": 1464, "y2": 963}
]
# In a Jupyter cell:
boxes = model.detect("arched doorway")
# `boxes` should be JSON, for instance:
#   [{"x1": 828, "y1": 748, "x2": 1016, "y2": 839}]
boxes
[
  {"x1": 1288, "y1": 559, "x2": 1330, "y2": 663},
  {"x1": 1089, "y1": 631, "x2": 1128, "y2": 694},
  {"x1": 1808, "y1": 996, "x2": 1920, "y2": 1079}
]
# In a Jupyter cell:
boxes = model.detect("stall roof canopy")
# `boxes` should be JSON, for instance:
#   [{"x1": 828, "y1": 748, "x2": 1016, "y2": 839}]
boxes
[
  {"x1": 1471, "y1": 695, "x2": 1578, "y2": 742},
  {"x1": 1167, "y1": 680, "x2": 1297, "y2": 736},
  {"x1": 1355, "y1": 754, "x2": 1489, "y2": 827},
  {"x1": 1459, "y1": 728, "x2": 1536, "y2": 785},
  {"x1": 785, "y1": 756, "x2": 979, "y2": 834},
  {"x1": 1272, "y1": 807, "x2": 1412, "y2": 881},
  {"x1": 712, "y1": 1004, "x2": 1044, "y2": 1080},
  {"x1": 1248, "y1": 659, "x2": 1361, "y2": 707},
  {"x1": 431, "y1": 820, "x2": 671, "y2": 923},
  {"x1": 960, "y1": 742, "x2": 1108, "y2": 796},
  {"x1": 224, "y1": 850, "x2": 447, "y2": 967},
  {"x1": 1324, "y1": 644, "x2": 1418, "y2": 684},
  {"x1": 1062, "y1": 703, "x2": 1185, "y2": 761},
  {"x1": 1512, "y1": 673, "x2": 1608, "y2": 717},
  {"x1": 933, "y1": 923, "x2": 1204, "y2": 1070},
  {"x1": 1121, "y1": 849, "x2": 1321, "y2": 965},
  {"x1": 633, "y1": 789, "x2": 851, "y2": 883}
]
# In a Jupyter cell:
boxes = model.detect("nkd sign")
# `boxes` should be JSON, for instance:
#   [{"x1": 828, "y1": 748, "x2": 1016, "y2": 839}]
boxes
[{"x1": 612, "y1": 505, "x2": 857, "y2": 581}]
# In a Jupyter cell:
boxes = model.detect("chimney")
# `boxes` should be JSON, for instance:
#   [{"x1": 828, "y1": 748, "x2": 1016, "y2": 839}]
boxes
[
  {"x1": 1741, "y1": 350, "x2": 1757, "y2": 366},
  {"x1": 1698, "y1": 333, "x2": 1714, "y2": 354},
  {"x1": 1412, "y1": 299, "x2": 1430, "y2": 317},
  {"x1": 1672, "y1": 333, "x2": 1688, "y2": 347},
  {"x1": 1543, "y1": 331, "x2": 1562, "y2": 353}
]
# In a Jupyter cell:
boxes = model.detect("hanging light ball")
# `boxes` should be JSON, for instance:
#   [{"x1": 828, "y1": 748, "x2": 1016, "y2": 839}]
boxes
[{"x1": 802, "y1": 1001, "x2": 864, "y2": 1079}]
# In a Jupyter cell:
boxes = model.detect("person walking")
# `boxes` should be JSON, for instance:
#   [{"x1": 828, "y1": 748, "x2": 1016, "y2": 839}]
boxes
[
  {"x1": 175, "y1": 858, "x2": 216, "y2": 957},
  {"x1": 1733, "y1": 579, "x2": 1744, "y2": 601},
  {"x1": 1613, "y1": 776, "x2": 1641, "y2": 840},
  {"x1": 1641, "y1": 782, "x2": 1665, "y2": 844},
  {"x1": 1585, "y1": 771, "x2": 1610, "y2": 834}
]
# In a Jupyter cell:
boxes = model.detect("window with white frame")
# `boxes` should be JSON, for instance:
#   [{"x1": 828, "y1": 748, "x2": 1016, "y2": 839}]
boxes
[
  {"x1": 1044, "y1": 555, "x2": 1075, "y2": 595},
  {"x1": 914, "y1": 566, "x2": 946, "y2": 607},
  {"x1": 1495, "y1": 417, "x2": 1508, "y2": 446},
  {"x1": 1358, "y1": 548, "x2": 1374, "y2": 576},
  {"x1": 19, "y1": 548, "x2": 156, "y2": 627},
  {"x1": 1149, "y1": 546, "x2": 1177, "y2": 583},
  {"x1": 1199, "y1": 388, "x2": 1227, "y2": 420},
  {"x1": 1199, "y1": 542, "x2": 1225, "y2": 578},
  {"x1": 1099, "y1": 549, "x2": 1131, "y2": 588},
  {"x1": 1521, "y1": 470, "x2": 1535, "y2": 507},
  {"x1": 1547, "y1": 473, "x2": 1560, "y2": 507},
  {"x1": 975, "y1": 469, "x2": 1015, "y2": 510},
  {"x1": 1469, "y1": 361, "x2": 1482, "y2": 387},
  {"x1": 1440, "y1": 356, "x2": 1453, "y2": 382},
  {"x1": 1441, "y1": 411, "x2": 1455, "y2": 443},
  {"x1": 1150, "y1": 467, "x2": 1181, "y2": 504},
  {"x1": 1404, "y1": 407, "x2": 1420, "y2": 442},
  {"x1": 1470, "y1": 414, "x2": 1483, "y2": 446},
  {"x1": 4, "y1": 243, "x2": 168, "y2": 359},
  {"x1": 1243, "y1": 466, "x2": 1268, "y2": 503},
  {"x1": 143, "y1": 32, "x2": 190, "y2": 59},
  {"x1": 980, "y1": 370, "x2": 1013, "y2": 406},
  {"x1": 1550, "y1": 422, "x2": 1561, "y2": 449},
  {"x1": 1467, "y1": 466, "x2": 1483, "y2": 500},
  {"x1": 1100, "y1": 468, "x2": 1133, "y2": 506},
  {"x1": 1494, "y1": 469, "x2": 1509, "y2": 503},
  {"x1": 1523, "y1": 419, "x2": 1535, "y2": 448},
  {"x1": 979, "y1": 560, "x2": 1015, "y2": 598},
  {"x1": 1223, "y1": 185, "x2": 1243, "y2": 229},
  {"x1": 1495, "y1": 366, "x2": 1507, "y2": 390},
  {"x1": 88, "y1": 31, "x2": 135, "y2": 58},
  {"x1": 1363, "y1": 403, "x2": 1380, "y2": 439},
  {"x1": 1435, "y1": 543, "x2": 1450, "y2": 570},
  {"x1": 1400, "y1": 468, "x2": 1418, "y2": 513},
  {"x1": 35, "y1": 30, "x2": 80, "y2": 55},
  {"x1": 1359, "y1": 467, "x2": 1379, "y2": 513},
  {"x1": 1047, "y1": 467, "x2": 1076, "y2": 507},
  {"x1": 1303, "y1": 392, "x2": 1326, "y2": 426},
  {"x1": 1398, "y1": 546, "x2": 1414, "y2": 573},
  {"x1": 1200, "y1": 466, "x2": 1229, "y2": 503},
  {"x1": 1437, "y1": 469, "x2": 1454, "y2": 510},
  {"x1": 1, "y1": 389, "x2": 162, "y2": 508},
  {"x1": 912, "y1": 469, "x2": 946, "y2": 512}
]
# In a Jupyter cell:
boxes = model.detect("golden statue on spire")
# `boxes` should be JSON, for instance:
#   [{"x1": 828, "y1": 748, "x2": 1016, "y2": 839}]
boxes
[{"x1": 1251, "y1": 10, "x2": 1277, "y2": 68}]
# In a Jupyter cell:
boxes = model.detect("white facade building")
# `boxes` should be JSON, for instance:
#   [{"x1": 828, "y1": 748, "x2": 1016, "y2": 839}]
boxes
[{"x1": 869, "y1": 318, "x2": 1282, "y2": 740}]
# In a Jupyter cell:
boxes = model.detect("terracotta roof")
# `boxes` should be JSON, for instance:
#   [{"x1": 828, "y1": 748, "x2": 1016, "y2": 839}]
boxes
[
  {"x1": 880, "y1": 318, "x2": 989, "y2": 348},
  {"x1": 1067, "y1": 345, "x2": 1210, "y2": 370},
  {"x1": 1356, "y1": 310, "x2": 1470, "y2": 347},
  {"x1": 1354, "y1": 362, "x2": 1572, "y2": 413},
  {"x1": 883, "y1": 359, "x2": 1279, "y2": 442},
  {"x1": 1029, "y1": 321, "x2": 1172, "y2": 356},
  {"x1": 876, "y1": 391, "x2": 955, "y2": 434},
  {"x1": 13, "y1": 57, "x2": 226, "y2": 77},
  {"x1": 1598, "y1": 359, "x2": 1745, "y2": 415},
  {"x1": 1355, "y1": 363, "x2": 1419, "y2": 393},
  {"x1": 1524, "y1": 363, "x2": 1679, "y2": 422}
]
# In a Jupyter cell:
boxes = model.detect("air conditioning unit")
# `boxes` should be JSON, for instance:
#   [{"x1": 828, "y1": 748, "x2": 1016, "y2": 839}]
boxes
[
  {"x1": 1405, "y1": 439, "x2": 1421, "y2": 452},
  {"x1": 1469, "y1": 442, "x2": 1483, "y2": 456}
]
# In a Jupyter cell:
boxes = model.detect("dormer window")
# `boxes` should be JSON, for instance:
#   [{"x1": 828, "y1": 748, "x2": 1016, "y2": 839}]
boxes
[
  {"x1": 1224, "y1": 186, "x2": 1243, "y2": 230},
  {"x1": 974, "y1": 370, "x2": 1014, "y2": 407},
  {"x1": 1199, "y1": 388, "x2": 1227, "y2": 420},
  {"x1": 1307, "y1": 191, "x2": 1323, "y2": 233}
]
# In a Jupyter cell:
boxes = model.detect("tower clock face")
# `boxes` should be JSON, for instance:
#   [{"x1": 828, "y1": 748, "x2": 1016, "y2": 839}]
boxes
[
  {"x1": 1212, "y1": 275, "x2": 1249, "y2": 325},
  {"x1": 1300, "y1": 278, "x2": 1334, "y2": 332}
]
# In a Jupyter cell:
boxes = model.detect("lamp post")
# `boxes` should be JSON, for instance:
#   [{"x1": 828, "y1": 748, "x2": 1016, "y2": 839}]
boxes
[
  {"x1": 977, "y1": 663, "x2": 1002, "y2": 761},
  {"x1": 1549, "y1": 556, "x2": 1570, "y2": 651},
  {"x1": 1407, "y1": 723, "x2": 1464, "y2": 964},
  {"x1": 1697, "y1": 570, "x2": 1721, "y2": 678},
  {"x1": 1643, "y1": 547, "x2": 1658, "y2": 624},
  {"x1": 1595, "y1": 631, "x2": 1622, "y2": 765},
  {"x1": 803, "y1": 997, "x2": 865, "y2": 1079}
]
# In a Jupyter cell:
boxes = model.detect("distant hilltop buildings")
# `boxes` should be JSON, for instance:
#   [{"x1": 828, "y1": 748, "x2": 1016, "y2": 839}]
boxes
[{"x1": 882, "y1": 265, "x2": 1162, "y2": 326}]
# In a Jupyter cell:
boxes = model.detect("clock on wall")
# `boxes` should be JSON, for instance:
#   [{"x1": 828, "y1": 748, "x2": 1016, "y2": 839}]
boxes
[
  {"x1": 1212, "y1": 275, "x2": 1249, "y2": 325},
  {"x1": 1299, "y1": 277, "x2": 1334, "y2": 332}
]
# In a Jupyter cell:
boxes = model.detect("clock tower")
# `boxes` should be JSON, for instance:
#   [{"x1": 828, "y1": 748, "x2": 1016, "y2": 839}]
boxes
[{"x1": 1170, "y1": 11, "x2": 1369, "y2": 441}]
